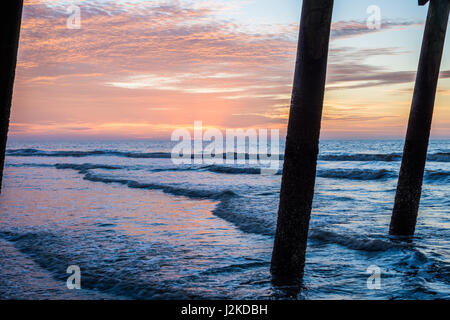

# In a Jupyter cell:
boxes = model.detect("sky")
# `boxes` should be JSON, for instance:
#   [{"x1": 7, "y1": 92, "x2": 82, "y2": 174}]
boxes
[{"x1": 9, "y1": 0, "x2": 450, "y2": 140}]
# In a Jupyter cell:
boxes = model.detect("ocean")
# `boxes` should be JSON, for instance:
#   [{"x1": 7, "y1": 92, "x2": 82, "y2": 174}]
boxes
[{"x1": 0, "y1": 139, "x2": 449, "y2": 299}]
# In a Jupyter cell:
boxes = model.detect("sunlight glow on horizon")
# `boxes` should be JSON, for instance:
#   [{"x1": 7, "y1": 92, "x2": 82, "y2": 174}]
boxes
[{"x1": 9, "y1": 0, "x2": 450, "y2": 140}]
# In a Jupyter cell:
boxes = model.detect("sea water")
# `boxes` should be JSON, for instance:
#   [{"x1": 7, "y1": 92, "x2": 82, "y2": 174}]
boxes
[{"x1": 0, "y1": 139, "x2": 448, "y2": 299}]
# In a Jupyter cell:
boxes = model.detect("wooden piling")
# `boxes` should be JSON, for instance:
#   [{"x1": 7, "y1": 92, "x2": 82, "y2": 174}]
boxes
[
  {"x1": 390, "y1": 0, "x2": 450, "y2": 236},
  {"x1": 0, "y1": 1, "x2": 24, "y2": 193},
  {"x1": 271, "y1": 0, "x2": 334, "y2": 283}
]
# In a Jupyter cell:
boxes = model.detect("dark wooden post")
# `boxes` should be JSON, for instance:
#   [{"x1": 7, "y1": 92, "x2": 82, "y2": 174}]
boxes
[
  {"x1": 390, "y1": 0, "x2": 450, "y2": 236},
  {"x1": 271, "y1": 0, "x2": 334, "y2": 283},
  {"x1": 0, "y1": 1, "x2": 24, "y2": 193}
]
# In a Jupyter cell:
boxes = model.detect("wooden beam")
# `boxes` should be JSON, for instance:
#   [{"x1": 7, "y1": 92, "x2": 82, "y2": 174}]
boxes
[
  {"x1": 0, "y1": 1, "x2": 24, "y2": 193},
  {"x1": 390, "y1": 0, "x2": 450, "y2": 236},
  {"x1": 271, "y1": 0, "x2": 334, "y2": 284}
]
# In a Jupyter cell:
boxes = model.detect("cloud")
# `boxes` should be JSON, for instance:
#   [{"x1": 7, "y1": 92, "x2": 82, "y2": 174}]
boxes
[
  {"x1": 19, "y1": 1, "x2": 295, "y2": 75},
  {"x1": 331, "y1": 20, "x2": 423, "y2": 40},
  {"x1": 11, "y1": 0, "x2": 450, "y2": 139},
  {"x1": 325, "y1": 46, "x2": 450, "y2": 90}
]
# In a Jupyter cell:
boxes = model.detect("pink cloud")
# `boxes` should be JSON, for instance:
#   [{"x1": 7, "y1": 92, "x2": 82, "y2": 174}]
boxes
[{"x1": 9, "y1": 0, "x2": 450, "y2": 139}]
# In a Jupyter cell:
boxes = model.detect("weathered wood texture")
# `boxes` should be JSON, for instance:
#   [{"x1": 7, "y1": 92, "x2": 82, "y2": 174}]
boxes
[
  {"x1": 271, "y1": 0, "x2": 334, "y2": 283},
  {"x1": 0, "y1": 1, "x2": 24, "y2": 192},
  {"x1": 390, "y1": 0, "x2": 450, "y2": 236}
]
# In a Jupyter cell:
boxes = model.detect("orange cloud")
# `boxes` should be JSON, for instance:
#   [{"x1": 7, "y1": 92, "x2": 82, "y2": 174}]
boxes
[{"x1": 9, "y1": 0, "x2": 450, "y2": 139}]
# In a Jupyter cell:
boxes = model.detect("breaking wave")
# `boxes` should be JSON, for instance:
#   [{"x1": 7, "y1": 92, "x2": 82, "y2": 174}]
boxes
[
  {"x1": 319, "y1": 153, "x2": 402, "y2": 162},
  {"x1": 0, "y1": 230, "x2": 201, "y2": 299},
  {"x1": 427, "y1": 152, "x2": 450, "y2": 162},
  {"x1": 317, "y1": 168, "x2": 394, "y2": 180},
  {"x1": 6, "y1": 148, "x2": 450, "y2": 162},
  {"x1": 318, "y1": 152, "x2": 450, "y2": 162},
  {"x1": 308, "y1": 229, "x2": 406, "y2": 252},
  {"x1": 7, "y1": 162, "x2": 449, "y2": 183},
  {"x1": 5, "y1": 149, "x2": 280, "y2": 160},
  {"x1": 6, "y1": 148, "x2": 173, "y2": 159},
  {"x1": 83, "y1": 172, "x2": 237, "y2": 200},
  {"x1": 424, "y1": 170, "x2": 450, "y2": 182},
  {"x1": 55, "y1": 163, "x2": 122, "y2": 173}
]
